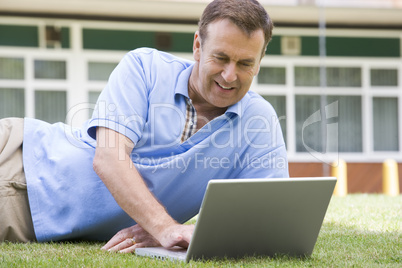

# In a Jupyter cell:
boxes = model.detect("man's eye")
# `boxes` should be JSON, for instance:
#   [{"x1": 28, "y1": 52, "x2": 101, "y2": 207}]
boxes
[{"x1": 240, "y1": 62, "x2": 253, "y2": 68}]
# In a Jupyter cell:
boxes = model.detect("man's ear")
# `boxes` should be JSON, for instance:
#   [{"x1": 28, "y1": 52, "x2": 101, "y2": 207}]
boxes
[{"x1": 193, "y1": 31, "x2": 201, "y2": 62}]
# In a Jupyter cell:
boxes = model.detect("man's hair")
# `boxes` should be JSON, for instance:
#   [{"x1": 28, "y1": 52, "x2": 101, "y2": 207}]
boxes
[{"x1": 198, "y1": 0, "x2": 273, "y2": 57}]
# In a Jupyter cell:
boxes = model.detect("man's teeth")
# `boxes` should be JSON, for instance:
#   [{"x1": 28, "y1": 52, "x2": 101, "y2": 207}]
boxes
[{"x1": 217, "y1": 83, "x2": 232, "y2": 90}]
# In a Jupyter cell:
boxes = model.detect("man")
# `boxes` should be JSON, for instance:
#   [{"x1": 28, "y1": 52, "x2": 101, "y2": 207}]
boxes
[{"x1": 0, "y1": 0, "x2": 288, "y2": 253}]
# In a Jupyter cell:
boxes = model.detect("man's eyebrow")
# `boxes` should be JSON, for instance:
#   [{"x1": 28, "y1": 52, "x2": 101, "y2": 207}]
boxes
[
  {"x1": 214, "y1": 52, "x2": 256, "y2": 63},
  {"x1": 240, "y1": 58, "x2": 256, "y2": 63},
  {"x1": 214, "y1": 52, "x2": 228, "y2": 57}
]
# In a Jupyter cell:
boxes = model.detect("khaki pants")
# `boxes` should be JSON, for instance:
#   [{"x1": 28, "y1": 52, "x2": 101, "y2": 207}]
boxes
[{"x1": 0, "y1": 118, "x2": 36, "y2": 242}]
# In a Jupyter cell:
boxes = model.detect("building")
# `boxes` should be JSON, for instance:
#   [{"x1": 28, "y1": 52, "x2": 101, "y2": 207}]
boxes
[{"x1": 1, "y1": 0, "x2": 401, "y2": 192}]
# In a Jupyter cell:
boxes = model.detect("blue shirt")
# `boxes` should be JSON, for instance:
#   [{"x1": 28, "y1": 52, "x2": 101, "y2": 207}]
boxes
[{"x1": 23, "y1": 48, "x2": 288, "y2": 242}]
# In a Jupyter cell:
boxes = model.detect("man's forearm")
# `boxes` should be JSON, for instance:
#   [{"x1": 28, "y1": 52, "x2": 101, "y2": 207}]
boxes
[{"x1": 93, "y1": 127, "x2": 177, "y2": 241}]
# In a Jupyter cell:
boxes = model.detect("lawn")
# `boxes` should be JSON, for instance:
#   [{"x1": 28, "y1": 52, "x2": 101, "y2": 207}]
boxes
[{"x1": 1, "y1": 194, "x2": 401, "y2": 267}]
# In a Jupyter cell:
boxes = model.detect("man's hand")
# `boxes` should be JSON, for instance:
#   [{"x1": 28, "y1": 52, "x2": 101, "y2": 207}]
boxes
[
  {"x1": 101, "y1": 224, "x2": 159, "y2": 253},
  {"x1": 156, "y1": 223, "x2": 194, "y2": 249},
  {"x1": 101, "y1": 224, "x2": 194, "y2": 253}
]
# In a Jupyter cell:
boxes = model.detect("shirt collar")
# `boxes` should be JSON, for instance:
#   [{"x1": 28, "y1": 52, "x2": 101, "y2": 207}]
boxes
[
  {"x1": 175, "y1": 63, "x2": 194, "y2": 99},
  {"x1": 225, "y1": 93, "x2": 249, "y2": 119}
]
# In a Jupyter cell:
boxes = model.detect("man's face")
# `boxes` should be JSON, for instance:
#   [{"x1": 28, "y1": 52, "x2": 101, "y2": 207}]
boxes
[{"x1": 191, "y1": 19, "x2": 265, "y2": 109}]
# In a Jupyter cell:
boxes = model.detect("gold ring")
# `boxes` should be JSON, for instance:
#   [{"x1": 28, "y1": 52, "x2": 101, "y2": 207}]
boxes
[{"x1": 131, "y1": 238, "x2": 136, "y2": 245}]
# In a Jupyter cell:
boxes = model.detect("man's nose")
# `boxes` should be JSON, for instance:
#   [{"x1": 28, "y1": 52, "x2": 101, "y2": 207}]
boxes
[{"x1": 221, "y1": 62, "x2": 237, "y2": 83}]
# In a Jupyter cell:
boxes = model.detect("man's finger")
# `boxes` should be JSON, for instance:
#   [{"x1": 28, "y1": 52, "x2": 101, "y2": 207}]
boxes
[
  {"x1": 102, "y1": 229, "x2": 133, "y2": 250},
  {"x1": 107, "y1": 238, "x2": 136, "y2": 252},
  {"x1": 118, "y1": 244, "x2": 137, "y2": 254}
]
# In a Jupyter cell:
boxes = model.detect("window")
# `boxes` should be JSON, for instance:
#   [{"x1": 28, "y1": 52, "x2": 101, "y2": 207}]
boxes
[
  {"x1": 370, "y1": 69, "x2": 398, "y2": 87},
  {"x1": 295, "y1": 95, "x2": 362, "y2": 153},
  {"x1": 262, "y1": 95, "x2": 287, "y2": 144},
  {"x1": 88, "y1": 91, "x2": 101, "y2": 118},
  {"x1": 327, "y1": 67, "x2": 361, "y2": 87},
  {"x1": 295, "y1": 95, "x2": 322, "y2": 152},
  {"x1": 373, "y1": 97, "x2": 399, "y2": 151},
  {"x1": 88, "y1": 62, "x2": 118, "y2": 81},
  {"x1": 0, "y1": 57, "x2": 24, "y2": 80},
  {"x1": 35, "y1": 90, "x2": 67, "y2": 123},
  {"x1": 295, "y1": 66, "x2": 361, "y2": 87},
  {"x1": 295, "y1": 67, "x2": 320, "y2": 87},
  {"x1": 328, "y1": 95, "x2": 362, "y2": 152},
  {"x1": 34, "y1": 60, "x2": 66, "y2": 79},
  {"x1": 0, "y1": 88, "x2": 25, "y2": 118},
  {"x1": 258, "y1": 67, "x2": 286, "y2": 85},
  {"x1": 88, "y1": 91, "x2": 101, "y2": 104}
]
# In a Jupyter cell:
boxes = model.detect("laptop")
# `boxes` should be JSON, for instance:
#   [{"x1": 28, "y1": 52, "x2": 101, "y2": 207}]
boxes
[{"x1": 135, "y1": 177, "x2": 337, "y2": 262}]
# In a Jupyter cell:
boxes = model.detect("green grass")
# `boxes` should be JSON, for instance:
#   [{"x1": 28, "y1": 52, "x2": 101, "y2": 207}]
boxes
[{"x1": 1, "y1": 194, "x2": 401, "y2": 267}]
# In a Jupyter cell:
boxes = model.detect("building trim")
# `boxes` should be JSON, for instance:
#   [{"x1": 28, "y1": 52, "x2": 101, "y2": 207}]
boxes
[{"x1": 1, "y1": 11, "x2": 402, "y2": 30}]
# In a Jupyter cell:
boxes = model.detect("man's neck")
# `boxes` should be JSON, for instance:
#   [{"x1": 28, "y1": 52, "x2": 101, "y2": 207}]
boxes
[{"x1": 187, "y1": 71, "x2": 227, "y2": 129}]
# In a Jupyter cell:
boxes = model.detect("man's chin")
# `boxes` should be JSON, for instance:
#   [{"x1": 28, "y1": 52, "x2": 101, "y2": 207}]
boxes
[{"x1": 211, "y1": 99, "x2": 236, "y2": 109}]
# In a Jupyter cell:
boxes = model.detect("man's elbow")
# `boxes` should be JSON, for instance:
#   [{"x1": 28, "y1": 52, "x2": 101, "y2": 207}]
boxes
[{"x1": 93, "y1": 148, "x2": 108, "y2": 177}]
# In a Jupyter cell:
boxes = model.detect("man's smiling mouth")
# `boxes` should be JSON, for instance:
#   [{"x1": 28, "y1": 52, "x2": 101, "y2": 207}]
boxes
[{"x1": 216, "y1": 81, "x2": 234, "y2": 90}]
